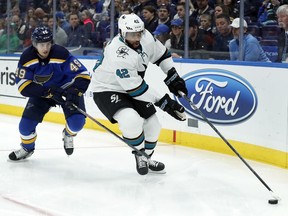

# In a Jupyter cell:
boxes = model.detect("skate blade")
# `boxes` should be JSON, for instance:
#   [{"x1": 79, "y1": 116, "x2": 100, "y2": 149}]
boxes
[
  {"x1": 148, "y1": 169, "x2": 166, "y2": 174},
  {"x1": 7, "y1": 159, "x2": 31, "y2": 163}
]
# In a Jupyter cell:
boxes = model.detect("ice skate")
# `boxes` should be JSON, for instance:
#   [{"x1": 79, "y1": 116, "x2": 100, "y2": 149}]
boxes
[
  {"x1": 62, "y1": 129, "x2": 74, "y2": 155},
  {"x1": 132, "y1": 149, "x2": 148, "y2": 175},
  {"x1": 9, "y1": 147, "x2": 34, "y2": 161},
  {"x1": 148, "y1": 158, "x2": 166, "y2": 174}
]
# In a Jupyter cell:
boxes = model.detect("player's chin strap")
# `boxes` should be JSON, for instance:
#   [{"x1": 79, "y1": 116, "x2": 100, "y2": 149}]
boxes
[
  {"x1": 72, "y1": 104, "x2": 150, "y2": 159},
  {"x1": 178, "y1": 91, "x2": 280, "y2": 200}
]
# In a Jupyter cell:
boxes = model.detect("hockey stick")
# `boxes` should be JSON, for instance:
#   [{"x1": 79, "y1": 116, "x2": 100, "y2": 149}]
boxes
[
  {"x1": 72, "y1": 104, "x2": 150, "y2": 158},
  {"x1": 178, "y1": 91, "x2": 280, "y2": 202},
  {"x1": 68, "y1": 45, "x2": 82, "y2": 52}
]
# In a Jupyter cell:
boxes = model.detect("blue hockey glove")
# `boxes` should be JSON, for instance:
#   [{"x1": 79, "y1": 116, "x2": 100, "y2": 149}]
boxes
[
  {"x1": 65, "y1": 87, "x2": 83, "y2": 110},
  {"x1": 155, "y1": 94, "x2": 186, "y2": 121},
  {"x1": 43, "y1": 86, "x2": 65, "y2": 105},
  {"x1": 164, "y1": 67, "x2": 188, "y2": 97}
]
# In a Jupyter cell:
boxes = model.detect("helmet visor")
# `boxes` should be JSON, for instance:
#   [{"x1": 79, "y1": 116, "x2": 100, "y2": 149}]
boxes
[{"x1": 125, "y1": 31, "x2": 144, "y2": 41}]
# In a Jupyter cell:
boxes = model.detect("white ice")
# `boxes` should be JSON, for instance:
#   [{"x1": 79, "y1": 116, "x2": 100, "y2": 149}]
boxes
[{"x1": 0, "y1": 113, "x2": 287, "y2": 216}]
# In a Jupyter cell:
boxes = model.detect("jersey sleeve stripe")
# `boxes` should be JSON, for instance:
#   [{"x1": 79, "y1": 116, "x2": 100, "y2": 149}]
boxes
[
  {"x1": 18, "y1": 80, "x2": 32, "y2": 93},
  {"x1": 127, "y1": 80, "x2": 148, "y2": 97},
  {"x1": 75, "y1": 73, "x2": 91, "y2": 80},
  {"x1": 153, "y1": 48, "x2": 171, "y2": 66}
]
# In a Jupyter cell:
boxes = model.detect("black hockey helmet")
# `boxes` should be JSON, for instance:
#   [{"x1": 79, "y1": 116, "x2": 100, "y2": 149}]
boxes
[{"x1": 31, "y1": 26, "x2": 53, "y2": 43}]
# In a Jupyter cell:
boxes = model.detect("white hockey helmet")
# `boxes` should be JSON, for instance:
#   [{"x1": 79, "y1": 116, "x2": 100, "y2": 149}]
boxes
[{"x1": 118, "y1": 13, "x2": 144, "y2": 39}]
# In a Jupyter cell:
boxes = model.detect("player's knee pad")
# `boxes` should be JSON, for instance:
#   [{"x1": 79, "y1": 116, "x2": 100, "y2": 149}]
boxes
[
  {"x1": 66, "y1": 114, "x2": 86, "y2": 134},
  {"x1": 114, "y1": 108, "x2": 144, "y2": 138},
  {"x1": 143, "y1": 114, "x2": 161, "y2": 142}
]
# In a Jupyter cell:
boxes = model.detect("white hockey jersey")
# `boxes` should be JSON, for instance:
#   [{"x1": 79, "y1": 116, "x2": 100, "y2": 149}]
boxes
[{"x1": 91, "y1": 30, "x2": 175, "y2": 103}]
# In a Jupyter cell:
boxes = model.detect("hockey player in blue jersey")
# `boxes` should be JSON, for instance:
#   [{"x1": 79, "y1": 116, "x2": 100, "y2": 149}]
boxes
[{"x1": 9, "y1": 26, "x2": 91, "y2": 161}]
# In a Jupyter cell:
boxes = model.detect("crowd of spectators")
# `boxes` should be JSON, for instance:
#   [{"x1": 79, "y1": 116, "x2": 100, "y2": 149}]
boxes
[{"x1": 0, "y1": 0, "x2": 288, "y2": 62}]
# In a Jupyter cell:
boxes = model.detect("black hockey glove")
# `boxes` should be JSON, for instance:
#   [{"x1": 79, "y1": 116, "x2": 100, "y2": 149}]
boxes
[
  {"x1": 164, "y1": 67, "x2": 188, "y2": 97},
  {"x1": 65, "y1": 87, "x2": 83, "y2": 110},
  {"x1": 155, "y1": 94, "x2": 186, "y2": 121},
  {"x1": 43, "y1": 86, "x2": 65, "y2": 105}
]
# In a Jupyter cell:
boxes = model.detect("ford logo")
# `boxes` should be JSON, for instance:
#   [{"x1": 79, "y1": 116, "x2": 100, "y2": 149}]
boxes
[{"x1": 176, "y1": 69, "x2": 258, "y2": 124}]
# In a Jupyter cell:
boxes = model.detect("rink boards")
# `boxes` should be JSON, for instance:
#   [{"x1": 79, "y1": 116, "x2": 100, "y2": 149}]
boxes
[{"x1": 0, "y1": 56, "x2": 287, "y2": 168}]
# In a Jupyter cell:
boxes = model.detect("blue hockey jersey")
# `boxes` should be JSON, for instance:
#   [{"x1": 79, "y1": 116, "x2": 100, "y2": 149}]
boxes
[{"x1": 16, "y1": 44, "x2": 91, "y2": 97}]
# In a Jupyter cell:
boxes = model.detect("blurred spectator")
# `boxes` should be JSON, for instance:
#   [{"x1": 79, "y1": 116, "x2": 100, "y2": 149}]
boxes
[
  {"x1": 191, "y1": 0, "x2": 214, "y2": 25},
  {"x1": 234, "y1": 0, "x2": 263, "y2": 23},
  {"x1": 94, "y1": 9, "x2": 111, "y2": 48},
  {"x1": 276, "y1": 4, "x2": 288, "y2": 62},
  {"x1": 24, "y1": 7, "x2": 35, "y2": 24},
  {"x1": 0, "y1": 1, "x2": 6, "y2": 15},
  {"x1": 34, "y1": 7, "x2": 49, "y2": 26},
  {"x1": 153, "y1": 23, "x2": 170, "y2": 46},
  {"x1": 166, "y1": 18, "x2": 185, "y2": 57},
  {"x1": 58, "y1": 0, "x2": 70, "y2": 15},
  {"x1": 41, "y1": 14, "x2": 49, "y2": 26},
  {"x1": 188, "y1": 18, "x2": 200, "y2": 51},
  {"x1": 157, "y1": 4, "x2": 172, "y2": 28},
  {"x1": 115, "y1": 0, "x2": 124, "y2": 19},
  {"x1": 257, "y1": 0, "x2": 280, "y2": 25},
  {"x1": 71, "y1": 0, "x2": 87, "y2": 12},
  {"x1": 229, "y1": 18, "x2": 270, "y2": 62},
  {"x1": 199, "y1": 13, "x2": 212, "y2": 30},
  {"x1": 120, "y1": 7, "x2": 133, "y2": 15},
  {"x1": 222, "y1": 0, "x2": 239, "y2": 19},
  {"x1": 174, "y1": 2, "x2": 192, "y2": 20},
  {"x1": 11, "y1": 6, "x2": 21, "y2": 18},
  {"x1": 80, "y1": 9, "x2": 95, "y2": 46},
  {"x1": 212, "y1": 4, "x2": 230, "y2": 33},
  {"x1": 56, "y1": 11, "x2": 70, "y2": 33},
  {"x1": 142, "y1": 5, "x2": 158, "y2": 33},
  {"x1": 134, "y1": 0, "x2": 157, "y2": 17},
  {"x1": 22, "y1": 16, "x2": 38, "y2": 48},
  {"x1": 0, "y1": 18, "x2": 5, "y2": 37},
  {"x1": 69, "y1": 2, "x2": 81, "y2": 14},
  {"x1": 197, "y1": 14, "x2": 214, "y2": 51},
  {"x1": 57, "y1": 0, "x2": 69, "y2": 11},
  {"x1": 178, "y1": 0, "x2": 194, "y2": 14},
  {"x1": 89, "y1": 0, "x2": 104, "y2": 14},
  {"x1": 213, "y1": 14, "x2": 233, "y2": 58},
  {"x1": 11, "y1": 15, "x2": 29, "y2": 49},
  {"x1": 0, "y1": 23, "x2": 20, "y2": 54},
  {"x1": 214, "y1": 4, "x2": 230, "y2": 19},
  {"x1": 156, "y1": 0, "x2": 177, "y2": 19},
  {"x1": 105, "y1": 0, "x2": 123, "y2": 22},
  {"x1": 66, "y1": 12, "x2": 88, "y2": 47},
  {"x1": 47, "y1": 15, "x2": 67, "y2": 46},
  {"x1": 33, "y1": 0, "x2": 51, "y2": 13},
  {"x1": 123, "y1": 0, "x2": 139, "y2": 12}
]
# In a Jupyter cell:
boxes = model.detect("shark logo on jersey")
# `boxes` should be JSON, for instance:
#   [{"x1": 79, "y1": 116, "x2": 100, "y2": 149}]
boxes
[
  {"x1": 116, "y1": 46, "x2": 129, "y2": 58},
  {"x1": 111, "y1": 94, "x2": 121, "y2": 103}
]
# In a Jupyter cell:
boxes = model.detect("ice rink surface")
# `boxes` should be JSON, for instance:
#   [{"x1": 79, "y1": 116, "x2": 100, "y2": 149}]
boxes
[{"x1": 0, "y1": 113, "x2": 288, "y2": 216}]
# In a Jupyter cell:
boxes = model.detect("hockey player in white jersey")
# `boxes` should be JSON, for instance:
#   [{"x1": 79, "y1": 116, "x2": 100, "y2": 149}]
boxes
[{"x1": 91, "y1": 13, "x2": 188, "y2": 175}]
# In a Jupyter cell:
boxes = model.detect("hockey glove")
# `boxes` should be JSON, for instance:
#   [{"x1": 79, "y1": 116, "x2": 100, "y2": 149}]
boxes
[
  {"x1": 164, "y1": 67, "x2": 188, "y2": 97},
  {"x1": 43, "y1": 86, "x2": 65, "y2": 105},
  {"x1": 65, "y1": 87, "x2": 83, "y2": 110},
  {"x1": 155, "y1": 94, "x2": 186, "y2": 121}
]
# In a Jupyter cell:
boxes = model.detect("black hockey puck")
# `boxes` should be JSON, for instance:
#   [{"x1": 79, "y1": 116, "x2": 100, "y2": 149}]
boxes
[{"x1": 268, "y1": 199, "x2": 278, "y2": 205}]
